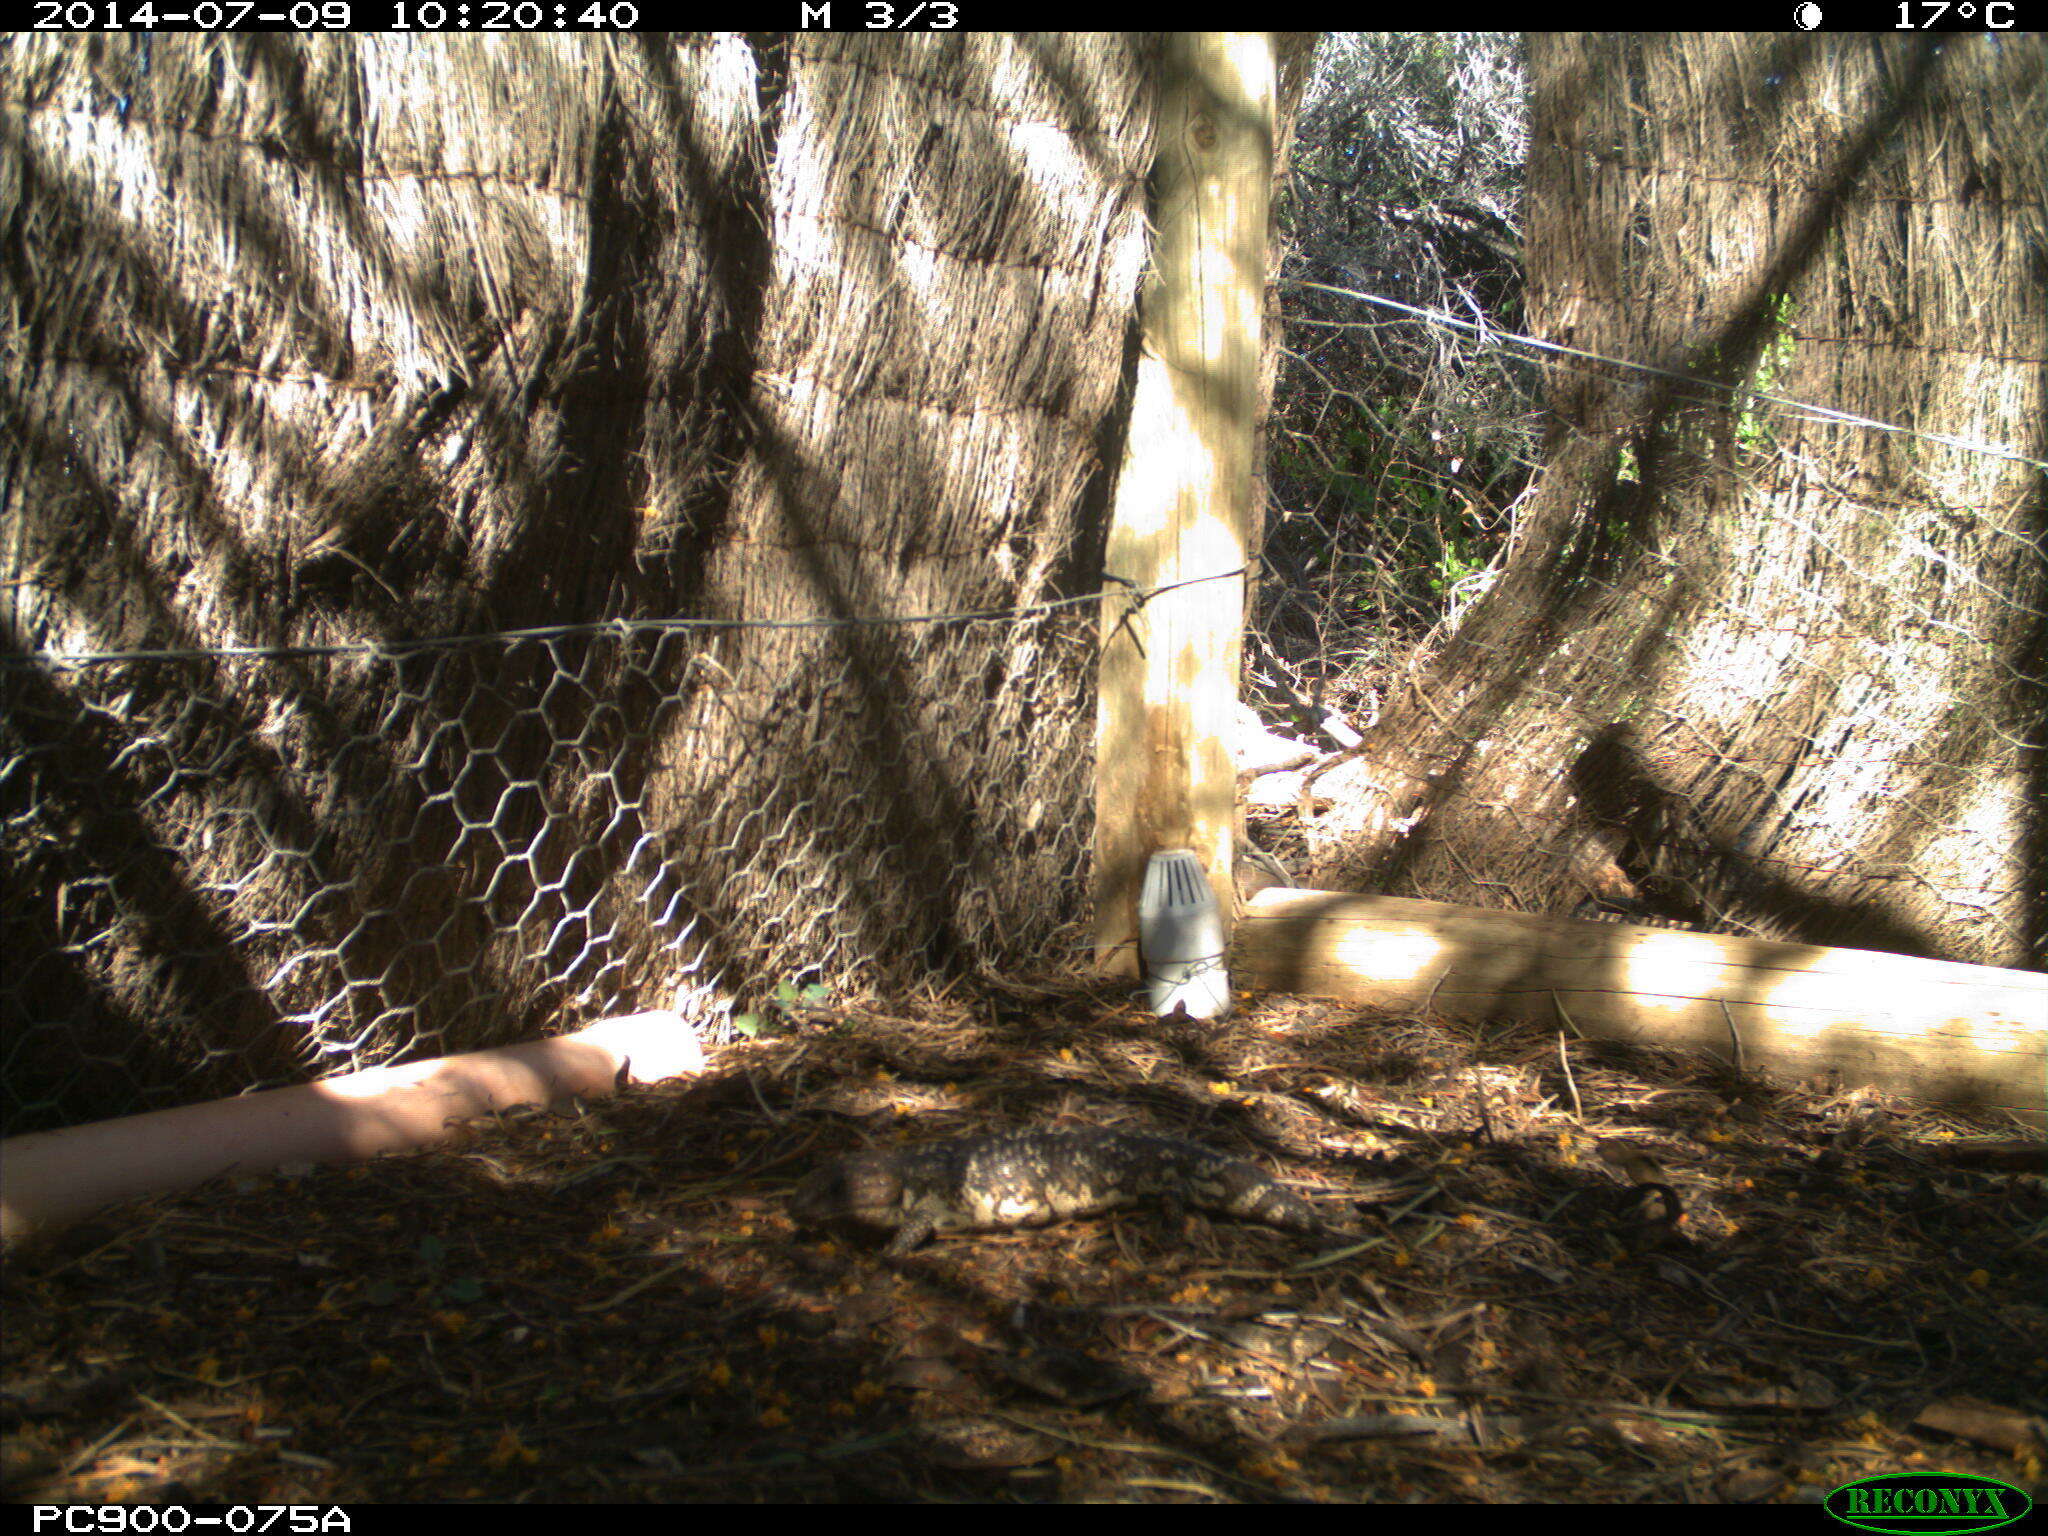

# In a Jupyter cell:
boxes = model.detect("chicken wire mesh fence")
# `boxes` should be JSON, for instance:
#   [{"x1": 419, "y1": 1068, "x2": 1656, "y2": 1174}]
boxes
[{"x1": 0, "y1": 605, "x2": 1100, "y2": 1134}]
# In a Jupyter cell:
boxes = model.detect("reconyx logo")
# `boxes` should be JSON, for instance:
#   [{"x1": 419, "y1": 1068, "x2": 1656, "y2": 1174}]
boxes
[{"x1": 1824, "y1": 1472, "x2": 2033, "y2": 1534}]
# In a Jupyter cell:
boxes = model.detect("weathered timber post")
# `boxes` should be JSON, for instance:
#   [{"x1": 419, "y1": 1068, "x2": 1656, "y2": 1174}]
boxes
[{"x1": 1093, "y1": 33, "x2": 1276, "y2": 974}]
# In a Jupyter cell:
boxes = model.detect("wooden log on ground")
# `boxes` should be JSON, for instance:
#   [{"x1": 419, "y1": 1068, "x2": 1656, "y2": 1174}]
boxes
[{"x1": 1231, "y1": 889, "x2": 2045, "y2": 1129}]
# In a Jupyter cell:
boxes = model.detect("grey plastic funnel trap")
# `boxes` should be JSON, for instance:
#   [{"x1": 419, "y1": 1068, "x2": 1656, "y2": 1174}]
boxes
[{"x1": 1137, "y1": 848, "x2": 1231, "y2": 1019}]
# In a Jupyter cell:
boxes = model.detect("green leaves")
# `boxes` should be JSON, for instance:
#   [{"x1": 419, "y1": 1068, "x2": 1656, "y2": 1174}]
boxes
[{"x1": 731, "y1": 979, "x2": 834, "y2": 1039}]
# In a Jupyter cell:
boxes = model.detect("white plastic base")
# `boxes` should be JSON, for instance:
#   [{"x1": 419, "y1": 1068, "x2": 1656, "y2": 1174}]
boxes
[{"x1": 1138, "y1": 849, "x2": 1231, "y2": 1019}]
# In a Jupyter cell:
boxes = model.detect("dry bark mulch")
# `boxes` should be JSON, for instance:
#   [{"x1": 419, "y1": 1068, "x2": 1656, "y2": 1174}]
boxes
[{"x1": 4, "y1": 982, "x2": 2043, "y2": 1503}]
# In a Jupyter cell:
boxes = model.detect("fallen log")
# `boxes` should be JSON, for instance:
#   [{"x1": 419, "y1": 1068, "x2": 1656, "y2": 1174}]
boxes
[{"x1": 1231, "y1": 889, "x2": 2045, "y2": 1128}]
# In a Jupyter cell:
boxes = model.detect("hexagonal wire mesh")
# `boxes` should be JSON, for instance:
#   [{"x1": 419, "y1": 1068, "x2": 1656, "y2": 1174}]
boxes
[{"x1": 1, "y1": 602, "x2": 1101, "y2": 1133}]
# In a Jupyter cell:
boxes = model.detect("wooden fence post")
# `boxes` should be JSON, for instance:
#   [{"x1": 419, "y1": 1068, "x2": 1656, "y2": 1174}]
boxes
[{"x1": 1094, "y1": 33, "x2": 1275, "y2": 973}]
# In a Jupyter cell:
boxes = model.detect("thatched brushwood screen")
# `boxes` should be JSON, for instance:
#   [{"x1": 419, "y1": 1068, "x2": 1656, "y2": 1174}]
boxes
[
  {"x1": 0, "y1": 35, "x2": 1162, "y2": 1132},
  {"x1": 1289, "y1": 34, "x2": 2045, "y2": 970}
]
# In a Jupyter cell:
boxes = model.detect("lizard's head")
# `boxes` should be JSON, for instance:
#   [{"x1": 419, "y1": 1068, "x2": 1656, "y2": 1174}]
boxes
[{"x1": 790, "y1": 1152, "x2": 903, "y2": 1226}]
